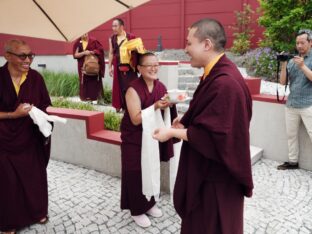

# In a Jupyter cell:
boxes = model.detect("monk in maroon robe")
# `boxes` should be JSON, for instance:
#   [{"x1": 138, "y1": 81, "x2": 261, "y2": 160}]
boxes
[
  {"x1": 73, "y1": 33, "x2": 105, "y2": 101},
  {"x1": 120, "y1": 52, "x2": 177, "y2": 228},
  {"x1": 153, "y1": 19, "x2": 254, "y2": 234},
  {"x1": 0, "y1": 40, "x2": 51, "y2": 233},
  {"x1": 108, "y1": 18, "x2": 139, "y2": 111}
]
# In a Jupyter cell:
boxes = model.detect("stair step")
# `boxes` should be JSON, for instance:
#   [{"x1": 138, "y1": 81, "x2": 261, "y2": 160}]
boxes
[
  {"x1": 179, "y1": 75, "x2": 200, "y2": 83},
  {"x1": 178, "y1": 67, "x2": 203, "y2": 76},
  {"x1": 176, "y1": 103, "x2": 189, "y2": 113},
  {"x1": 187, "y1": 90, "x2": 195, "y2": 97},
  {"x1": 178, "y1": 83, "x2": 198, "y2": 92},
  {"x1": 250, "y1": 145, "x2": 263, "y2": 165},
  {"x1": 178, "y1": 63, "x2": 203, "y2": 73},
  {"x1": 178, "y1": 67, "x2": 196, "y2": 76}
]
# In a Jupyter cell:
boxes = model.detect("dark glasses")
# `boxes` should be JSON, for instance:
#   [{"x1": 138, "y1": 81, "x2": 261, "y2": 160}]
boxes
[{"x1": 7, "y1": 51, "x2": 35, "y2": 60}]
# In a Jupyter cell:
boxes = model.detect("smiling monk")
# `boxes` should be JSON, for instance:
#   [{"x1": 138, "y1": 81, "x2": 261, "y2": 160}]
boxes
[
  {"x1": 153, "y1": 19, "x2": 254, "y2": 234},
  {"x1": 0, "y1": 39, "x2": 51, "y2": 233}
]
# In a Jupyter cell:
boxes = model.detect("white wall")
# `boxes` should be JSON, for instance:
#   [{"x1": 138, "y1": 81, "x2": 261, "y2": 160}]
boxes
[
  {"x1": 51, "y1": 119, "x2": 121, "y2": 177},
  {"x1": 51, "y1": 119, "x2": 170, "y2": 192},
  {"x1": 0, "y1": 56, "x2": 178, "y2": 90},
  {"x1": 250, "y1": 101, "x2": 312, "y2": 170},
  {"x1": 0, "y1": 55, "x2": 113, "y2": 88},
  {"x1": 157, "y1": 62, "x2": 179, "y2": 90}
]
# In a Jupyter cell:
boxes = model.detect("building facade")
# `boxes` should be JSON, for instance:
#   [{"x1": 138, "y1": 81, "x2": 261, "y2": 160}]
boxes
[{"x1": 0, "y1": 0, "x2": 261, "y2": 56}]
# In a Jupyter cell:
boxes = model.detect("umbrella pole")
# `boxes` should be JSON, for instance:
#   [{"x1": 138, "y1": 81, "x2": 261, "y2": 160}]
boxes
[
  {"x1": 32, "y1": 0, "x2": 69, "y2": 41},
  {"x1": 114, "y1": 0, "x2": 131, "y2": 9}
]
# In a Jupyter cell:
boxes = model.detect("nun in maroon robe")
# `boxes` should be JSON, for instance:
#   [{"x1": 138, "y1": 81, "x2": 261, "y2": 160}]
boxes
[
  {"x1": 110, "y1": 32, "x2": 139, "y2": 110},
  {"x1": 120, "y1": 52, "x2": 177, "y2": 227},
  {"x1": 153, "y1": 19, "x2": 254, "y2": 234},
  {"x1": 73, "y1": 34, "x2": 105, "y2": 101},
  {"x1": 0, "y1": 61, "x2": 52, "y2": 231}
]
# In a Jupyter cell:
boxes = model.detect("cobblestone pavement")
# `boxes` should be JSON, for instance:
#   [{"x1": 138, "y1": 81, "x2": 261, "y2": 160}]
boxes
[{"x1": 19, "y1": 159, "x2": 312, "y2": 234}]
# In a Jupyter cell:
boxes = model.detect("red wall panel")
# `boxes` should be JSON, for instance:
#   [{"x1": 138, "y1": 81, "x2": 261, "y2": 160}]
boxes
[
  {"x1": 0, "y1": 33, "x2": 73, "y2": 56},
  {"x1": 185, "y1": 0, "x2": 242, "y2": 14}
]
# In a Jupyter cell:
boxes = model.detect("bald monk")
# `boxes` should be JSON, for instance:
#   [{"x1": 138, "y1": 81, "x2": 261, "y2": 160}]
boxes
[
  {"x1": 153, "y1": 19, "x2": 254, "y2": 234},
  {"x1": 108, "y1": 18, "x2": 139, "y2": 112},
  {"x1": 0, "y1": 39, "x2": 51, "y2": 233}
]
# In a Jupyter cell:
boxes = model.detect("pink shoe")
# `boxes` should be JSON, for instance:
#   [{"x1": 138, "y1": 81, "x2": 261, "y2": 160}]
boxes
[
  {"x1": 131, "y1": 214, "x2": 151, "y2": 228},
  {"x1": 146, "y1": 205, "x2": 163, "y2": 218}
]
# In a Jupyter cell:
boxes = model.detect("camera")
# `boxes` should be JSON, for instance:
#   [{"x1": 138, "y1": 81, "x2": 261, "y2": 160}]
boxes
[{"x1": 276, "y1": 52, "x2": 295, "y2": 61}]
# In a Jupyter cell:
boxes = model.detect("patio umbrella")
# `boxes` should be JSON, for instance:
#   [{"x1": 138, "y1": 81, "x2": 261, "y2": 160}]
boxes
[{"x1": 0, "y1": 0, "x2": 150, "y2": 42}]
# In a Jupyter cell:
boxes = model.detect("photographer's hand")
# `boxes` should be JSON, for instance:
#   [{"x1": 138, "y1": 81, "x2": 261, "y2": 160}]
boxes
[
  {"x1": 294, "y1": 55, "x2": 312, "y2": 81},
  {"x1": 293, "y1": 56, "x2": 304, "y2": 68}
]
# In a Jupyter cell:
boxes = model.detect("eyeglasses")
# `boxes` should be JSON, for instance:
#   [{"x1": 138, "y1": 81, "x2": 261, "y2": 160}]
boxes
[
  {"x1": 7, "y1": 51, "x2": 35, "y2": 60},
  {"x1": 140, "y1": 64, "x2": 159, "y2": 69}
]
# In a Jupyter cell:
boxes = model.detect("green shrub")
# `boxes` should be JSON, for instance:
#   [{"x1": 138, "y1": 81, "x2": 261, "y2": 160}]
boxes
[
  {"x1": 42, "y1": 70, "x2": 113, "y2": 104},
  {"x1": 103, "y1": 85, "x2": 112, "y2": 104},
  {"x1": 41, "y1": 70, "x2": 79, "y2": 97},
  {"x1": 104, "y1": 111, "x2": 122, "y2": 132},
  {"x1": 230, "y1": 3, "x2": 255, "y2": 55},
  {"x1": 231, "y1": 34, "x2": 252, "y2": 55},
  {"x1": 258, "y1": 0, "x2": 312, "y2": 52},
  {"x1": 242, "y1": 47, "x2": 278, "y2": 81},
  {"x1": 52, "y1": 97, "x2": 95, "y2": 111},
  {"x1": 52, "y1": 98, "x2": 121, "y2": 131}
]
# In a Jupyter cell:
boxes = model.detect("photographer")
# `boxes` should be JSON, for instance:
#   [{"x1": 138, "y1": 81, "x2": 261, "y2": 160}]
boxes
[{"x1": 277, "y1": 29, "x2": 312, "y2": 170}]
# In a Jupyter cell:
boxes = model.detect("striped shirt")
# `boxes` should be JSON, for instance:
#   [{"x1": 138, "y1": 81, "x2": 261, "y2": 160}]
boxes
[{"x1": 286, "y1": 49, "x2": 312, "y2": 108}]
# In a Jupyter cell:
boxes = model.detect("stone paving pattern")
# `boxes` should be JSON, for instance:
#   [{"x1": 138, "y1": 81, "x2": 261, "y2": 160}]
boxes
[{"x1": 19, "y1": 159, "x2": 312, "y2": 234}]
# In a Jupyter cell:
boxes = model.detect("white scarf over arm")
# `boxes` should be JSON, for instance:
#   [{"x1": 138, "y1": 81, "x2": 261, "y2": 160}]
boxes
[
  {"x1": 141, "y1": 105, "x2": 171, "y2": 201},
  {"x1": 29, "y1": 106, "x2": 67, "y2": 137}
]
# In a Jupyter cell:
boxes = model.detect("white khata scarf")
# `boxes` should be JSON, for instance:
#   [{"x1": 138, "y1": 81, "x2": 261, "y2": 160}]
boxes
[
  {"x1": 141, "y1": 105, "x2": 182, "y2": 201},
  {"x1": 141, "y1": 105, "x2": 171, "y2": 201},
  {"x1": 29, "y1": 106, "x2": 67, "y2": 137}
]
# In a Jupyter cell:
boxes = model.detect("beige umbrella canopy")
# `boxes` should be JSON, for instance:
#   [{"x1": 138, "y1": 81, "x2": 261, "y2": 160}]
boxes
[{"x1": 0, "y1": 0, "x2": 150, "y2": 42}]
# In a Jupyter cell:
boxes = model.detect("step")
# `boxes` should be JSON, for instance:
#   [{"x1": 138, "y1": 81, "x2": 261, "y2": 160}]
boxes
[
  {"x1": 178, "y1": 83, "x2": 198, "y2": 92},
  {"x1": 186, "y1": 90, "x2": 195, "y2": 98},
  {"x1": 250, "y1": 145, "x2": 263, "y2": 165},
  {"x1": 178, "y1": 63, "x2": 203, "y2": 73},
  {"x1": 176, "y1": 103, "x2": 189, "y2": 114},
  {"x1": 178, "y1": 67, "x2": 204, "y2": 76},
  {"x1": 178, "y1": 75, "x2": 201, "y2": 83}
]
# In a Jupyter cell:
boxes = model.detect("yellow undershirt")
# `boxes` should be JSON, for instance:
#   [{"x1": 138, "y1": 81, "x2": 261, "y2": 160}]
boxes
[
  {"x1": 13, "y1": 72, "x2": 27, "y2": 95},
  {"x1": 82, "y1": 39, "x2": 88, "y2": 51},
  {"x1": 117, "y1": 31, "x2": 127, "y2": 45},
  {"x1": 203, "y1": 53, "x2": 224, "y2": 80}
]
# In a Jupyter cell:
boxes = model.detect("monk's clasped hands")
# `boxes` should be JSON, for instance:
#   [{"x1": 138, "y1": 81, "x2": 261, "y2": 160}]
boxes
[{"x1": 15, "y1": 103, "x2": 32, "y2": 117}]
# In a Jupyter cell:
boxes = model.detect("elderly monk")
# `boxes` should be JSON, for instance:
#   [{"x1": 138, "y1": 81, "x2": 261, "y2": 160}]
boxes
[
  {"x1": 0, "y1": 39, "x2": 51, "y2": 233},
  {"x1": 153, "y1": 19, "x2": 254, "y2": 234}
]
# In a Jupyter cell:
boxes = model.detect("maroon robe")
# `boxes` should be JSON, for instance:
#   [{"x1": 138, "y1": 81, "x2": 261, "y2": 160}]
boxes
[
  {"x1": 111, "y1": 33, "x2": 139, "y2": 110},
  {"x1": 174, "y1": 55, "x2": 254, "y2": 234},
  {"x1": 73, "y1": 36, "x2": 105, "y2": 101},
  {"x1": 0, "y1": 63, "x2": 52, "y2": 232},
  {"x1": 120, "y1": 78, "x2": 176, "y2": 215}
]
